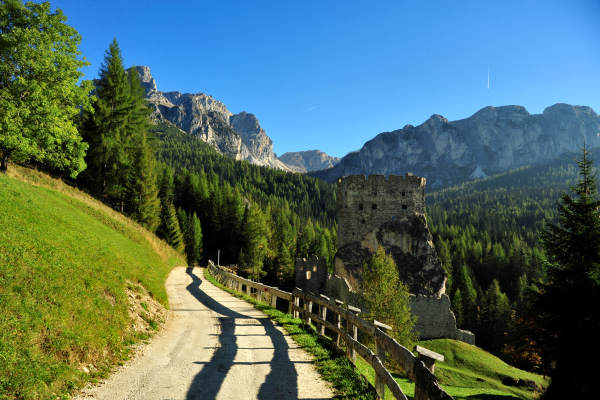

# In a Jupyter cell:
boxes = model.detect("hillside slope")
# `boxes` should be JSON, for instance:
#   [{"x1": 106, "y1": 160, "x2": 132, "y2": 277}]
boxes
[{"x1": 0, "y1": 166, "x2": 185, "y2": 399}]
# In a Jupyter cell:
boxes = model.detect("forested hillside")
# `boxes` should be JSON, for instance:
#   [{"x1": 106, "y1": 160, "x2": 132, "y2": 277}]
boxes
[
  {"x1": 426, "y1": 148, "x2": 600, "y2": 367},
  {"x1": 152, "y1": 122, "x2": 337, "y2": 287}
]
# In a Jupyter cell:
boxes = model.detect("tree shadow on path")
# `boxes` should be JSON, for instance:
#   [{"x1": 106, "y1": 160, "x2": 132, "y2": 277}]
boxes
[{"x1": 184, "y1": 268, "x2": 298, "y2": 400}]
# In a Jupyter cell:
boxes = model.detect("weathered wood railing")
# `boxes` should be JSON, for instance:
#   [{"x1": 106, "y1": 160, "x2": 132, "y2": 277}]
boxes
[{"x1": 207, "y1": 261, "x2": 453, "y2": 400}]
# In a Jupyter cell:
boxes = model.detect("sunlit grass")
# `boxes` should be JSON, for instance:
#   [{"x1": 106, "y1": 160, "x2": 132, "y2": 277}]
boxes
[{"x1": 0, "y1": 167, "x2": 184, "y2": 399}]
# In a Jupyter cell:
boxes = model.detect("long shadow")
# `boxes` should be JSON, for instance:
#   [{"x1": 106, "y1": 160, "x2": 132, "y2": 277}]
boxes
[
  {"x1": 184, "y1": 268, "x2": 298, "y2": 400},
  {"x1": 257, "y1": 317, "x2": 298, "y2": 399}
]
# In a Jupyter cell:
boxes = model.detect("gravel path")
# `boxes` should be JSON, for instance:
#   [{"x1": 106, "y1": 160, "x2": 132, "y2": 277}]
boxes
[{"x1": 75, "y1": 267, "x2": 334, "y2": 400}]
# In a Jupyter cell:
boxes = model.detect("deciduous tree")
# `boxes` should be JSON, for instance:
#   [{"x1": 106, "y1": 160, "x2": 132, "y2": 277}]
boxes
[{"x1": 0, "y1": 0, "x2": 92, "y2": 177}]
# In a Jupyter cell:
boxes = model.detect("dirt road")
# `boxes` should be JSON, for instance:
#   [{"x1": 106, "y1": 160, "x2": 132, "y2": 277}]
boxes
[{"x1": 75, "y1": 267, "x2": 334, "y2": 400}]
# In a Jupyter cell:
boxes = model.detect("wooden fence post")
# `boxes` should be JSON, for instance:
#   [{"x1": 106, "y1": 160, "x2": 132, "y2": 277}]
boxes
[
  {"x1": 335, "y1": 299, "x2": 344, "y2": 348},
  {"x1": 347, "y1": 305, "x2": 361, "y2": 364},
  {"x1": 271, "y1": 292, "x2": 277, "y2": 308},
  {"x1": 319, "y1": 294, "x2": 329, "y2": 336},
  {"x1": 374, "y1": 321, "x2": 392, "y2": 400}
]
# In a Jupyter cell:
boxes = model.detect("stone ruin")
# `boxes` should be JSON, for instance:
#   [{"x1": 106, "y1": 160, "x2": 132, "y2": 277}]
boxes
[{"x1": 295, "y1": 174, "x2": 475, "y2": 344}]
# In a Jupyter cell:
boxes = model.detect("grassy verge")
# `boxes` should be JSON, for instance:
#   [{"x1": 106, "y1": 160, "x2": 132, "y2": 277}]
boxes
[
  {"x1": 203, "y1": 268, "x2": 376, "y2": 399},
  {"x1": 0, "y1": 166, "x2": 185, "y2": 399}
]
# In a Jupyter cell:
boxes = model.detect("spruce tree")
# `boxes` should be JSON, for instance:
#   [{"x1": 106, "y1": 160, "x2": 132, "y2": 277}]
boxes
[
  {"x1": 157, "y1": 202, "x2": 185, "y2": 253},
  {"x1": 124, "y1": 67, "x2": 160, "y2": 230},
  {"x1": 536, "y1": 145, "x2": 600, "y2": 399},
  {"x1": 79, "y1": 39, "x2": 132, "y2": 209}
]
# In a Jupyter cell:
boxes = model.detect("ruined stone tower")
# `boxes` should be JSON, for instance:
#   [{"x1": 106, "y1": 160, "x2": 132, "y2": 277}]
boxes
[
  {"x1": 334, "y1": 174, "x2": 446, "y2": 297},
  {"x1": 336, "y1": 174, "x2": 426, "y2": 248},
  {"x1": 296, "y1": 173, "x2": 474, "y2": 343}
]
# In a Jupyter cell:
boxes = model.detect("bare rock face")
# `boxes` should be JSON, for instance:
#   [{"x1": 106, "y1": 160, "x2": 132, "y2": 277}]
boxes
[
  {"x1": 313, "y1": 104, "x2": 600, "y2": 187},
  {"x1": 279, "y1": 150, "x2": 341, "y2": 173},
  {"x1": 333, "y1": 175, "x2": 446, "y2": 297},
  {"x1": 334, "y1": 214, "x2": 446, "y2": 296},
  {"x1": 133, "y1": 66, "x2": 292, "y2": 171}
]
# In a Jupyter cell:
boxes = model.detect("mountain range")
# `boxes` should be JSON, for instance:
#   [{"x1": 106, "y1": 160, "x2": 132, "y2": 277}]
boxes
[
  {"x1": 134, "y1": 66, "x2": 600, "y2": 186},
  {"x1": 311, "y1": 103, "x2": 600, "y2": 187}
]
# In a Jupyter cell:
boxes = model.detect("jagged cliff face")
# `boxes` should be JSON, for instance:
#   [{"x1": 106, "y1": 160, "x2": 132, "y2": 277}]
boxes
[
  {"x1": 313, "y1": 104, "x2": 600, "y2": 187},
  {"x1": 279, "y1": 150, "x2": 340, "y2": 173},
  {"x1": 134, "y1": 66, "x2": 291, "y2": 170}
]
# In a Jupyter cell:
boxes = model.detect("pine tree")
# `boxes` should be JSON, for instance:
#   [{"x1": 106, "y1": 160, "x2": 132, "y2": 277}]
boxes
[
  {"x1": 157, "y1": 202, "x2": 185, "y2": 253},
  {"x1": 124, "y1": 67, "x2": 160, "y2": 230},
  {"x1": 79, "y1": 39, "x2": 133, "y2": 209},
  {"x1": 187, "y1": 212, "x2": 203, "y2": 265},
  {"x1": 362, "y1": 246, "x2": 416, "y2": 347},
  {"x1": 536, "y1": 145, "x2": 600, "y2": 399}
]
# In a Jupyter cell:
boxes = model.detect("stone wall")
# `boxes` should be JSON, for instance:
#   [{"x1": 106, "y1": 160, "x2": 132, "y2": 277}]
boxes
[
  {"x1": 294, "y1": 255, "x2": 328, "y2": 294},
  {"x1": 409, "y1": 294, "x2": 475, "y2": 344},
  {"x1": 336, "y1": 174, "x2": 425, "y2": 248}
]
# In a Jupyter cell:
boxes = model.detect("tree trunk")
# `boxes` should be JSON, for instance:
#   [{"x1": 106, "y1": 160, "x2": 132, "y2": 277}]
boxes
[{"x1": 0, "y1": 152, "x2": 8, "y2": 173}]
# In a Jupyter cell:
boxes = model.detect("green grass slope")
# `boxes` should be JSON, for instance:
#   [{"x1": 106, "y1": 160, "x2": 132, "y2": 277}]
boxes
[
  {"x1": 0, "y1": 166, "x2": 185, "y2": 399},
  {"x1": 416, "y1": 339, "x2": 547, "y2": 399},
  {"x1": 356, "y1": 339, "x2": 547, "y2": 399}
]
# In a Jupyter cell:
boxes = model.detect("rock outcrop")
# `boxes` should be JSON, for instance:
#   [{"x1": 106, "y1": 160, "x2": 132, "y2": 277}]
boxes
[
  {"x1": 279, "y1": 150, "x2": 340, "y2": 173},
  {"x1": 133, "y1": 66, "x2": 292, "y2": 170},
  {"x1": 312, "y1": 104, "x2": 600, "y2": 187}
]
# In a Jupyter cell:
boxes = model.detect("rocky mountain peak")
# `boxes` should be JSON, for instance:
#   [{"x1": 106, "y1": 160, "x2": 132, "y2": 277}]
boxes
[
  {"x1": 279, "y1": 150, "x2": 341, "y2": 173},
  {"x1": 132, "y1": 65, "x2": 292, "y2": 171},
  {"x1": 133, "y1": 66, "x2": 157, "y2": 97},
  {"x1": 312, "y1": 103, "x2": 600, "y2": 187}
]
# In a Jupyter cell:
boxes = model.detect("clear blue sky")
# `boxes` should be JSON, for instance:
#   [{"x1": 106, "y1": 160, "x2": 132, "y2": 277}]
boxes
[{"x1": 52, "y1": 0, "x2": 600, "y2": 158}]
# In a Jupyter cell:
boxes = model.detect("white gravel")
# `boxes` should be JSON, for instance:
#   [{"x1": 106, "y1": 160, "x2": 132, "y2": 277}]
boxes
[{"x1": 74, "y1": 267, "x2": 334, "y2": 400}]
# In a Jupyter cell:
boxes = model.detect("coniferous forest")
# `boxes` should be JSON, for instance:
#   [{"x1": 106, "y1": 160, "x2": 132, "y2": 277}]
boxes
[{"x1": 3, "y1": 1, "x2": 599, "y2": 398}]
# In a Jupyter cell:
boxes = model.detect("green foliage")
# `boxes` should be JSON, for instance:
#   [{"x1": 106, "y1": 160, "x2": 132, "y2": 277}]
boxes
[
  {"x1": 0, "y1": 168, "x2": 183, "y2": 399},
  {"x1": 0, "y1": 0, "x2": 92, "y2": 177},
  {"x1": 152, "y1": 126, "x2": 337, "y2": 288},
  {"x1": 79, "y1": 39, "x2": 159, "y2": 222},
  {"x1": 362, "y1": 247, "x2": 416, "y2": 347},
  {"x1": 535, "y1": 145, "x2": 600, "y2": 399},
  {"x1": 157, "y1": 201, "x2": 184, "y2": 253}
]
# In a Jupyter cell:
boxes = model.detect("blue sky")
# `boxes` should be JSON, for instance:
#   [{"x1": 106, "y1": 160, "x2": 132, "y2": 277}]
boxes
[{"x1": 53, "y1": 0, "x2": 600, "y2": 158}]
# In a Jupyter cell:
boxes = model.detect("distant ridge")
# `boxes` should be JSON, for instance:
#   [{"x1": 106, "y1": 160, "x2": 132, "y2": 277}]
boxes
[
  {"x1": 279, "y1": 150, "x2": 340, "y2": 173},
  {"x1": 311, "y1": 103, "x2": 600, "y2": 188}
]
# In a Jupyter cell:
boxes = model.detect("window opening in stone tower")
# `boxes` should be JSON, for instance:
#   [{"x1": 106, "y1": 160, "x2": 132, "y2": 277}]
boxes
[
  {"x1": 372, "y1": 203, "x2": 377, "y2": 210},
  {"x1": 402, "y1": 204, "x2": 407, "y2": 210},
  {"x1": 358, "y1": 203, "x2": 364, "y2": 211},
  {"x1": 402, "y1": 191, "x2": 405, "y2": 197}
]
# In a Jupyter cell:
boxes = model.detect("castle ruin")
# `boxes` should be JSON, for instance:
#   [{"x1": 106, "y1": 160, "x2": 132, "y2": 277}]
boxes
[{"x1": 295, "y1": 173, "x2": 474, "y2": 344}]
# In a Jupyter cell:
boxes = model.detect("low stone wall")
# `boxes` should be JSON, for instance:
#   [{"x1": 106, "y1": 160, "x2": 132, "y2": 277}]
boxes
[{"x1": 409, "y1": 294, "x2": 475, "y2": 344}]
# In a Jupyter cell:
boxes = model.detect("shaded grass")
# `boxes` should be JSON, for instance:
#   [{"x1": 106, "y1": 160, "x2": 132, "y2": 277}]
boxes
[
  {"x1": 0, "y1": 168, "x2": 185, "y2": 399},
  {"x1": 203, "y1": 268, "x2": 376, "y2": 399}
]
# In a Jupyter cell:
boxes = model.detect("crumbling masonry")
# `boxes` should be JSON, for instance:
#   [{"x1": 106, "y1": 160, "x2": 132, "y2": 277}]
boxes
[{"x1": 296, "y1": 174, "x2": 474, "y2": 344}]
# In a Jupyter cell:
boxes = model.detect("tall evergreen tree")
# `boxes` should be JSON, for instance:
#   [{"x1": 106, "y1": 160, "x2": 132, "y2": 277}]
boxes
[
  {"x1": 536, "y1": 145, "x2": 600, "y2": 399},
  {"x1": 157, "y1": 202, "x2": 185, "y2": 253},
  {"x1": 79, "y1": 39, "x2": 132, "y2": 208},
  {"x1": 124, "y1": 67, "x2": 160, "y2": 230}
]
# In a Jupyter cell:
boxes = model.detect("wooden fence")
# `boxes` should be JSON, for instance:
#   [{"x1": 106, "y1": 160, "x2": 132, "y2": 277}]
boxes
[{"x1": 207, "y1": 261, "x2": 453, "y2": 400}]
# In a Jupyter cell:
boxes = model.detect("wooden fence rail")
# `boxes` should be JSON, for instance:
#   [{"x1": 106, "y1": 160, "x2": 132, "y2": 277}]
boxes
[{"x1": 207, "y1": 261, "x2": 453, "y2": 400}]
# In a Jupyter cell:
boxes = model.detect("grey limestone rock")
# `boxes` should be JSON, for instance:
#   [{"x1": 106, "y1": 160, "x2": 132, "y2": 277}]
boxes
[
  {"x1": 279, "y1": 150, "x2": 341, "y2": 173},
  {"x1": 313, "y1": 103, "x2": 600, "y2": 187},
  {"x1": 133, "y1": 66, "x2": 292, "y2": 171}
]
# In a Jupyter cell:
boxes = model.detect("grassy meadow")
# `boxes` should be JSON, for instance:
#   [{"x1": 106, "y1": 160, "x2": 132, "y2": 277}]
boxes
[{"x1": 0, "y1": 166, "x2": 184, "y2": 399}]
